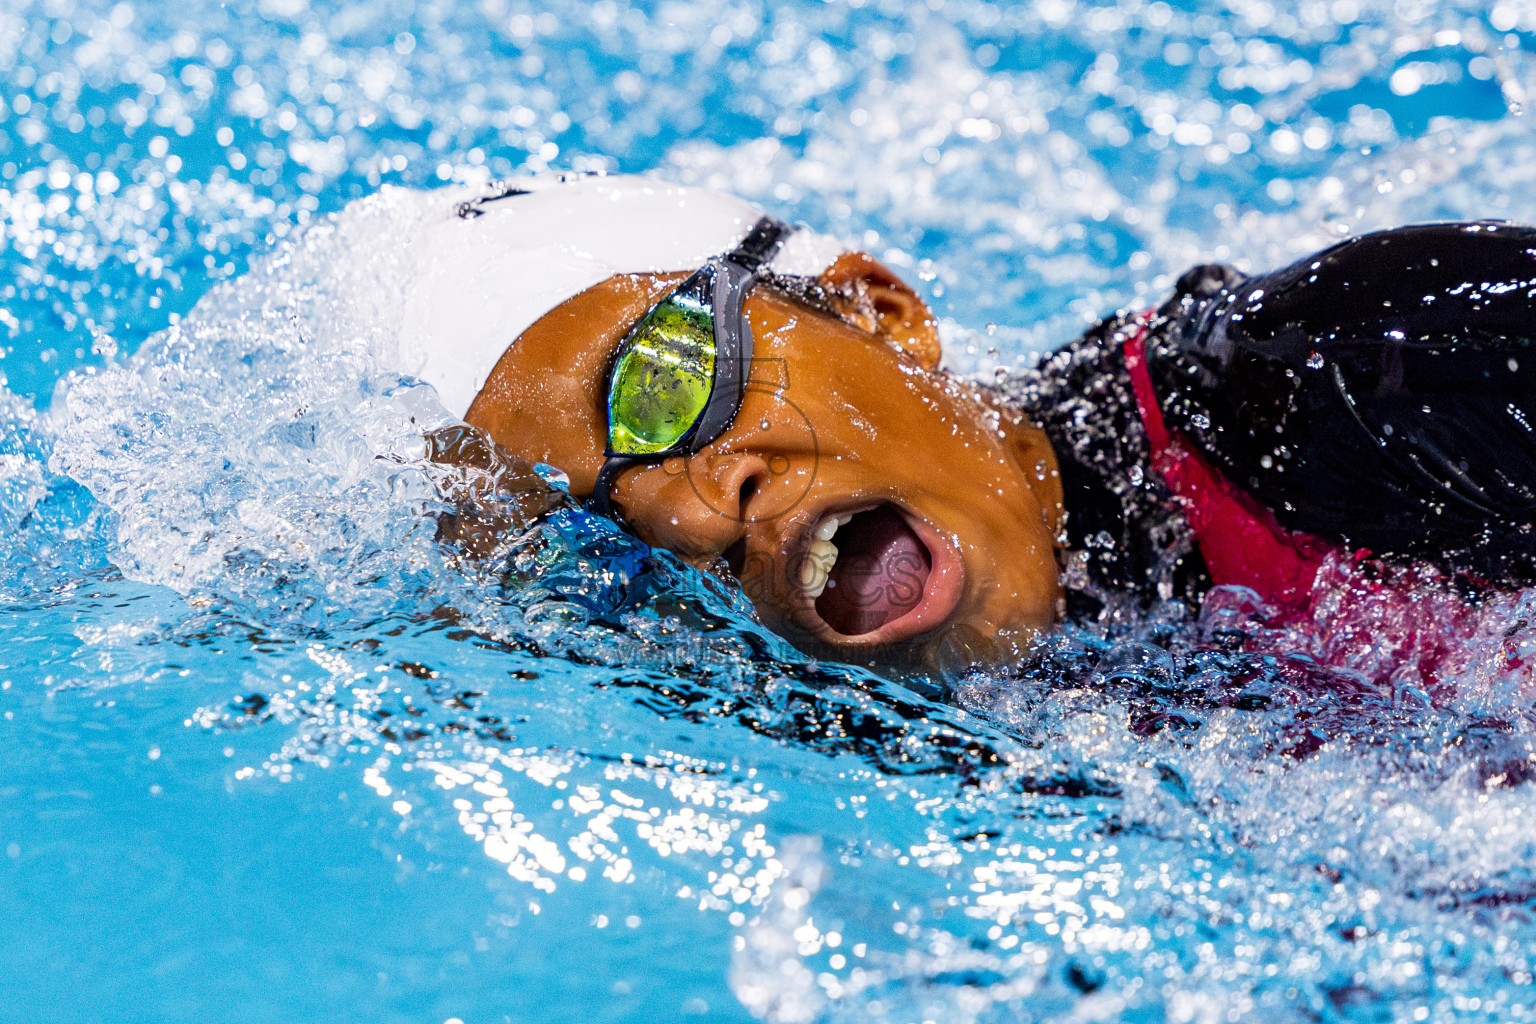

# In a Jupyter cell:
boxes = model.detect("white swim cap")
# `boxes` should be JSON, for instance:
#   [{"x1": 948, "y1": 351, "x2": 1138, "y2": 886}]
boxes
[{"x1": 345, "y1": 173, "x2": 849, "y2": 418}]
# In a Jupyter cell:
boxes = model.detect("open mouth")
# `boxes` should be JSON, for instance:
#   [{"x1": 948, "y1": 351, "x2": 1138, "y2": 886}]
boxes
[{"x1": 799, "y1": 505, "x2": 936, "y2": 639}]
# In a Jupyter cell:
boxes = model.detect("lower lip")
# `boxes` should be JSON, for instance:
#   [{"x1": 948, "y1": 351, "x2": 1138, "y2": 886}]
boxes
[{"x1": 800, "y1": 507, "x2": 965, "y2": 647}]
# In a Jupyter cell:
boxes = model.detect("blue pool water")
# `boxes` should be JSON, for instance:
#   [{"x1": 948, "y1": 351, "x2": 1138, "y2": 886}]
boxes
[{"x1": 8, "y1": 1, "x2": 1536, "y2": 1021}]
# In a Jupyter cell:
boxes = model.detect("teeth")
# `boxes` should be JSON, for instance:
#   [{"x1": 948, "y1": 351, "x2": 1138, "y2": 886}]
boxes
[
  {"x1": 799, "y1": 536, "x2": 838, "y2": 599},
  {"x1": 814, "y1": 513, "x2": 853, "y2": 541},
  {"x1": 800, "y1": 514, "x2": 855, "y2": 600}
]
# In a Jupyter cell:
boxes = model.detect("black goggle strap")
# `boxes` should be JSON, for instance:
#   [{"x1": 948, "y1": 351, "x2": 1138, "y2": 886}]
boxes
[
  {"x1": 586, "y1": 454, "x2": 641, "y2": 520},
  {"x1": 585, "y1": 215, "x2": 793, "y2": 522},
  {"x1": 684, "y1": 214, "x2": 792, "y2": 453},
  {"x1": 730, "y1": 214, "x2": 794, "y2": 273}
]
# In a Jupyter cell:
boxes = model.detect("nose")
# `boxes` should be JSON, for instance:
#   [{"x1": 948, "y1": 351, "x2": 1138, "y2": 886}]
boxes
[
  {"x1": 615, "y1": 452, "x2": 775, "y2": 558},
  {"x1": 693, "y1": 451, "x2": 777, "y2": 525}
]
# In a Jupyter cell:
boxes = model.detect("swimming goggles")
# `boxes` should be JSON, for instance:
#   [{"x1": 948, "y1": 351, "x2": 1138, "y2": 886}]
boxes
[{"x1": 587, "y1": 215, "x2": 792, "y2": 518}]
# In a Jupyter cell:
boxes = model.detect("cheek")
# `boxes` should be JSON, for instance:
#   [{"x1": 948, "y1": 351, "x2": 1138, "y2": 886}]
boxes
[
  {"x1": 944, "y1": 464, "x2": 1059, "y2": 599},
  {"x1": 989, "y1": 522, "x2": 1060, "y2": 622},
  {"x1": 543, "y1": 378, "x2": 604, "y2": 445},
  {"x1": 547, "y1": 399, "x2": 611, "y2": 476},
  {"x1": 475, "y1": 374, "x2": 603, "y2": 470},
  {"x1": 736, "y1": 555, "x2": 795, "y2": 626},
  {"x1": 623, "y1": 469, "x2": 687, "y2": 519}
]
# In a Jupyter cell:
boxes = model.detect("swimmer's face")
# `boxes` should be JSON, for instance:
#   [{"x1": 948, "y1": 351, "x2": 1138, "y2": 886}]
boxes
[{"x1": 466, "y1": 254, "x2": 1063, "y2": 669}]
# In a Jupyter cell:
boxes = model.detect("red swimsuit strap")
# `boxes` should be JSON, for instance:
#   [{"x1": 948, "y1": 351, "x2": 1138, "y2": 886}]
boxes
[{"x1": 1119, "y1": 320, "x2": 1332, "y2": 613}]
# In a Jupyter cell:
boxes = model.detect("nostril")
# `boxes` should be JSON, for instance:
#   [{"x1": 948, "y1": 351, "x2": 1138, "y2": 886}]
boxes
[{"x1": 715, "y1": 455, "x2": 769, "y2": 524}]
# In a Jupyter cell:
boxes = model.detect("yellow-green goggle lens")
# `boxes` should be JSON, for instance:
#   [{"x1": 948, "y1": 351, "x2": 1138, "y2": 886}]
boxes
[{"x1": 606, "y1": 293, "x2": 717, "y2": 456}]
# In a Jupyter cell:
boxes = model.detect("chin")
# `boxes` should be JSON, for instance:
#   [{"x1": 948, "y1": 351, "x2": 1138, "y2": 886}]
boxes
[{"x1": 764, "y1": 591, "x2": 1055, "y2": 676}]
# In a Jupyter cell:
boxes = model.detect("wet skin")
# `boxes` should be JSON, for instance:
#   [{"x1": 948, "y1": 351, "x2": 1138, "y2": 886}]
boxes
[{"x1": 466, "y1": 254, "x2": 1064, "y2": 668}]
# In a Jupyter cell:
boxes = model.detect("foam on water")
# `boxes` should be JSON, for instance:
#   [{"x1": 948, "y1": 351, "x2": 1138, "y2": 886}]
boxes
[{"x1": 10, "y1": 0, "x2": 1536, "y2": 1020}]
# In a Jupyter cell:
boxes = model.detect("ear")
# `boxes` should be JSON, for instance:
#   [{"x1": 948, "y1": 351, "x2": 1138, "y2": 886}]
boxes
[{"x1": 817, "y1": 252, "x2": 942, "y2": 370}]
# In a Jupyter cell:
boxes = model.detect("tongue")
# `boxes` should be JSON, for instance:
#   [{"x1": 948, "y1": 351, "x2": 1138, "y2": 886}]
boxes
[{"x1": 815, "y1": 506, "x2": 933, "y2": 636}]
